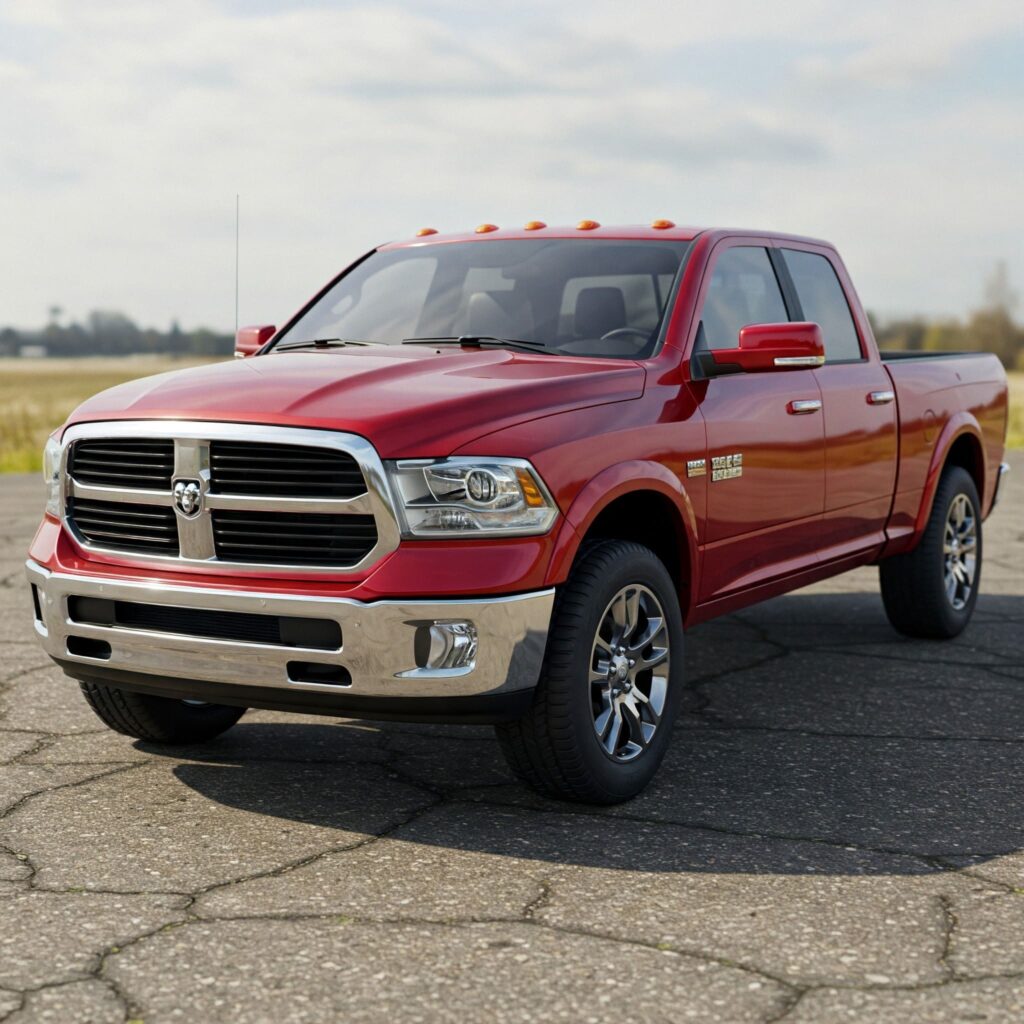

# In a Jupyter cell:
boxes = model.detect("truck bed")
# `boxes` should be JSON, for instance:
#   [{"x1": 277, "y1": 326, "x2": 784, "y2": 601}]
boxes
[{"x1": 880, "y1": 350, "x2": 983, "y2": 362}]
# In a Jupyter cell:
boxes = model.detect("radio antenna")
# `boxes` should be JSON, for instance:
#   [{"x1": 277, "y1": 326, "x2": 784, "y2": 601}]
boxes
[{"x1": 234, "y1": 193, "x2": 240, "y2": 334}]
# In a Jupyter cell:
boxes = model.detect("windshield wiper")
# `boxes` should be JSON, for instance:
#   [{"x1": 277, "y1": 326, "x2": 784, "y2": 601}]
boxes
[
  {"x1": 403, "y1": 335, "x2": 551, "y2": 354},
  {"x1": 274, "y1": 338, "x2": 380, "y2": 352}
]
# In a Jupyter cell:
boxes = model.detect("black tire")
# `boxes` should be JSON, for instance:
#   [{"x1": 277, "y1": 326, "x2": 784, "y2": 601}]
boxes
[
  {"x1": 79, "y1": 682, "x2": 246, "y2": 743},
  {"x1": 496, "y1": 540, "x2": 685, "y2": 804},
  {"x1": 879, "y1": 465, "x2": 982, "y2": 639}
]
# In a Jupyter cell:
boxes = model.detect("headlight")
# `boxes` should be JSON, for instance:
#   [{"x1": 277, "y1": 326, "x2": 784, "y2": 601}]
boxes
[
  {"x1": 42, "y1": 435, "x2": 62, "y2": 518},
  {"x1": 386, "y1": 458, "x2": 558, "y2": 537}
]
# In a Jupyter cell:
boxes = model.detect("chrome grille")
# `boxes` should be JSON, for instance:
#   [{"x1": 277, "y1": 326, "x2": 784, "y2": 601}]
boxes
[
  {"x1": 209, "y1": 441, "x2": 366, "y2": 498},
  {"x1": 69, "y1": 439, "x2": 174, "y2": 489},
  {"x1": 68, "y1": 499, "x2": 179, "y2": 555},
  {"x1": 212, "y1": 510, "x2": 377, "y2": 565},
  {"x1": 59, "y1": 422, "x2": 400, "y2": 575}
]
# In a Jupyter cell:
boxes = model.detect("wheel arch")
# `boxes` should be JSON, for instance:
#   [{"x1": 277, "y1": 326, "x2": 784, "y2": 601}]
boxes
[
  {"x1": 913, "y1": 414, "x2": 985, "y2": 539},
  {"x1": 546, "y1": 461, "x2": 699, "y2": 620}
]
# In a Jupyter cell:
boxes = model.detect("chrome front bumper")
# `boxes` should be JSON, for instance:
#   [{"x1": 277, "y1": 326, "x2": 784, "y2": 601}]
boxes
[{"x1": 26, "y1": 560, "x2": 553, "y2": 700}]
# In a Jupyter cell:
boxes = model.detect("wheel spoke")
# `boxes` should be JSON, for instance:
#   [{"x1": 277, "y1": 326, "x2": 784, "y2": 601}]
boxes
[
  {"x1": 646, "y1": 674, "x2": 669, "y2": 717},
  {"x1": 639, "y1": 645, "x2": 669, "y2": 672},
  {"x1": 594, "y1": 702, "x2": 614, "y2": 740},
  {"x1": 621, "y1": 702, "x2": 648, "y2": 749},
  {"x1": 611, "y1": 588, "x2": 641, "y2": 642},
  {"x1": 602, "y1": 711, "x2": 623, "y2": 755},
  {"x1": 627, "y1": 616, "x2": 664, "y2": 654}
]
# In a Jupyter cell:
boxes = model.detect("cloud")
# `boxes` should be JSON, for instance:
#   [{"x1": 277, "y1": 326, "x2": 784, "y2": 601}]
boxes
[
  {"x1": 796, "y1": 0, "x2": 1023, "y2": 87},
  {"x1": 0, "y1": 0, "x2": 1020, "y2": 329}
]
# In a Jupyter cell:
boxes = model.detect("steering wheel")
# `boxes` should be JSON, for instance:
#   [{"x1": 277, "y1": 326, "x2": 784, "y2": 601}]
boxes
[
  {"x1": 600, "y1": 327, "x2": 651, "y2": 343},
  {"x1": 596, "y1": 326, "x2": 655, "y2": 356}
]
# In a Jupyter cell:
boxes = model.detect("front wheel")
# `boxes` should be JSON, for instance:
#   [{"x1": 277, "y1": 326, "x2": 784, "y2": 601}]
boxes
[
  {"x1": 79, "y1": 682, "x2": 246, "y2": 744},
  {"x1": 879, "y1": 465, "x2": 982, "y2": 639},
  {"x1": 496, "y1": 540, "x2": 685, "y2": 804}
]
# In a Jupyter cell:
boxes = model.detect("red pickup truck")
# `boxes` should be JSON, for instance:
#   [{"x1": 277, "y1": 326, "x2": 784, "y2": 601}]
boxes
[{"x1": 27, "y1": 222, "x2": 1009, "y2": 803}]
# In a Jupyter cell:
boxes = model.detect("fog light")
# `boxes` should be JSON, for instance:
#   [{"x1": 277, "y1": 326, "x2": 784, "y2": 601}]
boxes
[{"x1": 422, "y1": 621, "x2": 478, "y2": 670}]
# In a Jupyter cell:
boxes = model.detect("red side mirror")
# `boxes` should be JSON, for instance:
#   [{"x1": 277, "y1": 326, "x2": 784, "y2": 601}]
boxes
[
  {"x1": 710, "y1": 322, "x2": 824, "y2": 373},
  {"x1": 235, "y1": 324, "x2": 276, "y2": 358}
]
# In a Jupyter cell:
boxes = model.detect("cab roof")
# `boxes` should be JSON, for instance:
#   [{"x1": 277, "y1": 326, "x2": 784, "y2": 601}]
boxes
[
  {"x1": 381, "y1": 223, "x2": 832, "y2": 249},
  {"x1": 382, "y1": 222, "x2": 704, "y2": 248}
]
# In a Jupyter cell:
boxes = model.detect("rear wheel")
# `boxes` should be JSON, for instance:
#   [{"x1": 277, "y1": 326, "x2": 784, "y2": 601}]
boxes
[
  {"x1": 879, "y1": 465, "x2": 982, "y2": 639},
  {"x1": 496, "y1": 540, "x2": 684, "y2": 804},
  {"x1": 79, "y1": 682, "x2": 246, "y2": 743}
]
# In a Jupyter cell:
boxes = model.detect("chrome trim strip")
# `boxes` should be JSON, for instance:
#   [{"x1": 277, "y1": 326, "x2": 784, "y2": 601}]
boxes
[
  {"x1": 203, "y1": 492, "x2": 375, "y2": 514},
  {"x1": 868, "y1": 389, "x2": 896, "y2": 405},
  {"x1": 26, "y1": 560, "x2": 553, "y2": 698},
  {"x1": 58, "y1": 421, "x2": 401, "y2": 576},
  {"x1": 67, "y1": 482, "x2": 172, "y2": 505},
  {"x1": 774, "y1": 355, "x2": 826, "y2": 367}
]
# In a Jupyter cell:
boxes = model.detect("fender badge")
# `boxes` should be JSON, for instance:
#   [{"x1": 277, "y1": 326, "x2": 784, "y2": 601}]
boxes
[
  {"x1": 711, "y1": 453, "x2": 743, "y2": 481},
  {"x1": 686, "y1": 459, "x2": 707, "y2": 478}
]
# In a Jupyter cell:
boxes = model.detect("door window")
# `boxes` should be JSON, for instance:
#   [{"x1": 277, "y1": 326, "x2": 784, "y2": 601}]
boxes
[
  {"x1": 782, "y1": 249, "x2": 863, "y2": 362},
  {"x1": 698, "y1": 247, "x2": 789, "y2": 350}
]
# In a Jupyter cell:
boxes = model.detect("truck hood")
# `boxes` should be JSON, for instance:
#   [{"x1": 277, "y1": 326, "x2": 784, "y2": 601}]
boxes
[{"x1": 64, "y1": 346, "x2": 646, "y2": 457}]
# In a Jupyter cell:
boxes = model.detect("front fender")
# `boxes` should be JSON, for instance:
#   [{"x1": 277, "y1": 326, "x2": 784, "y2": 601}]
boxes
[{"x1": 544, "y1": 460, "x2": 700, "y2": 616}]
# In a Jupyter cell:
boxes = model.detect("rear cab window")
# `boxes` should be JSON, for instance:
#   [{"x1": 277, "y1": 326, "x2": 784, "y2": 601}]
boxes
[{"x1": 781, "y1": 249, "x2": 863, "y2": 362}]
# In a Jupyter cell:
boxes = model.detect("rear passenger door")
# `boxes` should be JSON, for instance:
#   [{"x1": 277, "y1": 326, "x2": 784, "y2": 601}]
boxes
[
  {"x1": 692, "y1": 243, "x2": 826, "y2": 602},
  {"x1": 777, "y1": 245, "x2": 897, "y2": 560}
]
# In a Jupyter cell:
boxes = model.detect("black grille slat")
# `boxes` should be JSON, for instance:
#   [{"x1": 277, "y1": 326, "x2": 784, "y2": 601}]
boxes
[
  {"x1": 67, "y1": 597, "x2": 342, "y2": 650},
  {"x1": 70, "y1": 440, "x2": 174, "y2": 489},
  {"x1": 69, "y1": 499, "x2": 179, "y2": 555},
  {"x1": 209, "y1": 441, "x2": 366, "y2": 498},
  {"x1": 212, "y1": 510, "x2": 376, "y2": 566}
]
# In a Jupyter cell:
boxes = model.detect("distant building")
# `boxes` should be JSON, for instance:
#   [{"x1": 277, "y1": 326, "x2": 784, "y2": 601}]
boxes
[{"x1": 18, "y1": 344, "x2": 49, "y2": 358}]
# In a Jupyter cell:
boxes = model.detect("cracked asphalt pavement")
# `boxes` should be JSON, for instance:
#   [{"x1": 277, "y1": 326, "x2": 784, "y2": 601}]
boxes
[{"x1": 0, "y1": 456, "x2": 1021, "y2": 1023}]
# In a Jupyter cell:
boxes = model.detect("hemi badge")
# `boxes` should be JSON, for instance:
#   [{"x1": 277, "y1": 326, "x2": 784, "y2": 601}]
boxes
[
  {"x1": 711, "y1": 453, "x2": 743, "y2": 481},
  {"x1": 686, "y1": 458, "x2": 707, "y2": 478}
]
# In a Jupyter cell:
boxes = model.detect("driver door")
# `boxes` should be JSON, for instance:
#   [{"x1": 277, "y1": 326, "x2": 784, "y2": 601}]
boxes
[{"x1": 691, "y1": 243, "x2": 826, "y2": 602}]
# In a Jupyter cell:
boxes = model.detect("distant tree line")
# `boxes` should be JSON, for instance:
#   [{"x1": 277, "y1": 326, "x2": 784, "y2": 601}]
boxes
[
  {"x1": 869, "y1": 262, "x2": 1023, "y2": 371},
  {"x1": 0, "y1": 310, "x2": 233, "y2": 359}
]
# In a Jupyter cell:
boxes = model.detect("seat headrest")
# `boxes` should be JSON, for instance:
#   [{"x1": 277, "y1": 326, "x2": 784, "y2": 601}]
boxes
[
  {"x1": 574, "y1": 287, "x2": 627, "y2": 338},
  {"x1": 464, "y1": 291, "x2": 534, "y2": 339}
]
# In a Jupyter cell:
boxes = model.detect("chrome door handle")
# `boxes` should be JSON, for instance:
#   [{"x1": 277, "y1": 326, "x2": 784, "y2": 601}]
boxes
[
  {"x1": 867, "y1": 390, "x2": 895, "y2": 405},
  {"x1": 787, "y1": 399, "x2": 822, "y2": 415}
]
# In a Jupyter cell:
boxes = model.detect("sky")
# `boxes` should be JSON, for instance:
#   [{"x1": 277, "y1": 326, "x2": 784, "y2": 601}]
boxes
[{"x1": 1, "y1": 0, "x2": 1022, "y2": 332}]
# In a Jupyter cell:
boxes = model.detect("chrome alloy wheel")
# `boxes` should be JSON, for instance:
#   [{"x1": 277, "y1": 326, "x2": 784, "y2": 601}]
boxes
[
  {"x1": 944, "y1": 493, "x2": 978, "y2": 611},
  {"x1": 590, "y1": 584, "x2": 670, "y2": 762}
]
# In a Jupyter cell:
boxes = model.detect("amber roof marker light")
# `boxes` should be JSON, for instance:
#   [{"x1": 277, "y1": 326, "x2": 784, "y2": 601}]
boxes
[
  {"x1": 576, "y1": 219, "x2": 600, "y2": 230},
  {"x1": 650, "y1": 219, "x2": 675, "y2": 229},
  {"x1": 523, "y1": 220, "x2": 547, "y2": 230},
  {"x1": 475, "y1": 223, "x2": 500, "y2": 234},
  {"x1": 415, "y1": 227, "x2": 438, "y2": 237}
]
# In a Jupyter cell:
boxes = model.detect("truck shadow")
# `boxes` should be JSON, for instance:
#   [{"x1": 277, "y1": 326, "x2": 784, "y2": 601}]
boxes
[{"x1": 152, "y1": 591, "x2": 1024, "y2": 875}]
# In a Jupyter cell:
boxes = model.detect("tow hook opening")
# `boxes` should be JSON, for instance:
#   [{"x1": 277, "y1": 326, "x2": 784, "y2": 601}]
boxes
[
  {"x1": 67, "y1": 636, "x2": 112, "y2": 660},
  {"x1": 287, "y1": 662, "x2": 352, "y2": 688}
]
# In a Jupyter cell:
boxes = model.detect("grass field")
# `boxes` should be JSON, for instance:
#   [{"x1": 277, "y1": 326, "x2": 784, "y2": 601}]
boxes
[
  {"x1": 0, "y1": 357, "x2": 220, "y2": 473},
  {"x1": 0, "y1": 358, "x2": 1021, "y2": 475}
]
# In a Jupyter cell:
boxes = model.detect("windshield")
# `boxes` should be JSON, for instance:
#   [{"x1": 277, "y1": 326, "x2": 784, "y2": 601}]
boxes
[{"x1": 273, "y1": 238, "x2": 691, "y2": 359}]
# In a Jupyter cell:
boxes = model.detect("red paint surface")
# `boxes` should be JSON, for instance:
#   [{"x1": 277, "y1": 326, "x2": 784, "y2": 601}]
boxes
[{"x1": 35, "y1": 227, "x2": 1008, "y2": 626}]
